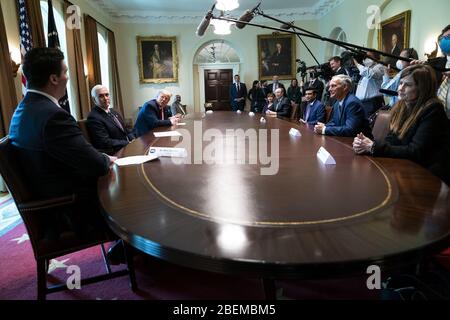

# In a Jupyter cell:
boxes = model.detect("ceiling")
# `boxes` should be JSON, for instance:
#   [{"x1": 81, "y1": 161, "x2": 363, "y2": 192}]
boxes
[
  {"x1": 107, "y1": 0, "x2": 320, "y2": 12},
  {"x1": 88, "y1": 0, "x2": 345, "y2": 23}
]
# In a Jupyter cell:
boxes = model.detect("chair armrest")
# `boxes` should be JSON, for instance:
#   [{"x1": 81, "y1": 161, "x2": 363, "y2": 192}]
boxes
[{"x1": 18, "y1": 195, "x2": 76, "y2": 212}]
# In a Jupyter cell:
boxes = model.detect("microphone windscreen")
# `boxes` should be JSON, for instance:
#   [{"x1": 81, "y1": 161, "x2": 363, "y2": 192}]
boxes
[
  {"x1": 236, "y1": 10, "x2": 254, "y2": 29},
  {"x1": 379, "y1": 89, "x2": 398, "y2": 96},
  {"x1": 196, "y1": 16, "x2": 211, "y2": 37}
]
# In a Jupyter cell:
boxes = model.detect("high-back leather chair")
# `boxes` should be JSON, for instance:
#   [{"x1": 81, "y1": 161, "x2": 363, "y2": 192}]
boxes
[
  {"x1": 0, "y1": 136, "x2": 137, "y2": 300},
  {"x1": 77, "y1": 119, "x2": 91, "y2": 143},
  {"x1": 325, "y1": 106, "x2": 333, "y2": 123},
  {"x1": 372, "y1": 110, "x2": 392, "y2": 142},
  {"x1": 290, "y1": 103, "x2": 299, "y2": 120}
]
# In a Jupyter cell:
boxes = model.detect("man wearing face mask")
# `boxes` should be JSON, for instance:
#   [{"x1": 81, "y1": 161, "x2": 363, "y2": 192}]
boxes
[
  {"x1": 353, "y1": 52, "x2": 385, "y2": 116},
  {"x1": 436, "y1": 25, "x2": 450, "y2": 119},
  {"x1": 381, "y1": 48, "x2": 419, "y2": 108}
]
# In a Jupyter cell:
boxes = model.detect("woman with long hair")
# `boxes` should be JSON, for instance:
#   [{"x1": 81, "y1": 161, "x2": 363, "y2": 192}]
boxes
[{"x1": 353, "y1": 64, "x2": 450, "y2": 185}]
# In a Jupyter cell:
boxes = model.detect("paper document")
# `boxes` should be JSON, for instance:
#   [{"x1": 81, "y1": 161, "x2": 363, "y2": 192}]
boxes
[
  {"x1": 114, "y1": 155, "x2": 159, "y2": 166},
  {"x1": 154, "y1": 131, "x2": 182, "y2": 137},
  {"x1": 177, "y1": 123, "x2": 187, "y2": 126}
]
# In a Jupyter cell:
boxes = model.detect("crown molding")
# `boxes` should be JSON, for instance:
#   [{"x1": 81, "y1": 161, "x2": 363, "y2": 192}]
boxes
[{"x1": 88, "y1": 0, "x2": 344, "y2": 24}]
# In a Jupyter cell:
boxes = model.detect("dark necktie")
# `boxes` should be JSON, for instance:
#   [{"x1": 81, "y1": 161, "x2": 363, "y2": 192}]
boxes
[
  {"x1": 108, "y1": 111, "x2": 125, "y2": 132},
  {"x1": 237, "y1": 83, "x2": 240, "y2": 92}
]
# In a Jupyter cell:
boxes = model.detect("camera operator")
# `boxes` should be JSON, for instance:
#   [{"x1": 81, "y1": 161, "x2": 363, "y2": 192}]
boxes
[{"x1": 352, "y1": 51, "x2": 385, "y2": 117}]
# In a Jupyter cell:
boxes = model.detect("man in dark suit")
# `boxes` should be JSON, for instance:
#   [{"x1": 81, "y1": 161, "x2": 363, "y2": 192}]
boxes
[
  {"x1": 300, "y1": 88, "x2": 326, "y2": 125},
  {"x1": 268, "y1": 75, "x2": 286, "y2": 94},
  {"x1": 266, "y1": 88, "x2": 291, "y2": 118},
  {"x1": 134, "y1": 90, "x2": 180, "y2": 137},
  {"x1": 229, "y1": 74, "x2": 247, "y2": 111},
  {"x1": 314, "y1": 75, "x2": 372, "y2": 138},
  {"x1": 86, "y1": 85, "x2": 134, "y2": 155},
  {"x1": 8, "y1": 48, "x2": 119, "y2": 249},
  {"x1": 304, "y1": 70, "x2": 325, "y2": 101}
]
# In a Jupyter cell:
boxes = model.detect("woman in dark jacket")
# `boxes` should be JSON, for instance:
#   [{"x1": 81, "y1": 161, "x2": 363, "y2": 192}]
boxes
[
  {"x1": 248, "y1": 80, "x2": 266, "y2": 113},
  {"x1": 353, "y1": 64, "x2": 450, "y2": 185}
]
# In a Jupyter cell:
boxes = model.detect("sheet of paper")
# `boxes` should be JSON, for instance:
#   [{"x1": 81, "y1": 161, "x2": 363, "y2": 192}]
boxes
[
  {"x1": 154, "y1": 131, "x2": 182, "y2": 137},
  {"x1": 177, "y1": 123, "x2": 187, "y2": 126},
  {"x1": 114, "y1": 155, "x2": 159, "y2": 166}
]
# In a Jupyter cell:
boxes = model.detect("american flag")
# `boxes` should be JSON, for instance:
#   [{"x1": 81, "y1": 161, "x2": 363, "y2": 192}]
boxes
[
  {"x1": 17, "y1": 0, "x2": 33, "y2": 96},
  {"x1": 47, "y1": 0, "x2": 70, "y2": 113}
]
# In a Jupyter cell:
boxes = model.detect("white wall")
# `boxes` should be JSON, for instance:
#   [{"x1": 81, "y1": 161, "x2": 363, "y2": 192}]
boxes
[
  {"x1": 115, "y1": 19, "x2": 320, "y2": 119},
  {"x1": 317, "y1": 0, "x2": 450, "y2": 61}
]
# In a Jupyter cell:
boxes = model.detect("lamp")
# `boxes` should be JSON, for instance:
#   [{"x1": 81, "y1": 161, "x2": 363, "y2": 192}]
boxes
[
  {"x1": 211, "y1": 12, "x2": 235, "y2": 35},
  {"x1": 215, "y1": 0, "x2": 239, "y2": 12},
  {"x1": 10, "y1": 49, "x2": 21, "y2": 77}
]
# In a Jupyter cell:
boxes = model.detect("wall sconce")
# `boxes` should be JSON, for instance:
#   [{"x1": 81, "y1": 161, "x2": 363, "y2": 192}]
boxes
[
  {"x1": 84, "y1": 64, "x2": 88, "y2": 78},
  {"x1": 10, "y1": 49, "x2": 21, "y2": 77},
  {"x1": 424, "y1": 36, "x2": 439, "y2": 59}
]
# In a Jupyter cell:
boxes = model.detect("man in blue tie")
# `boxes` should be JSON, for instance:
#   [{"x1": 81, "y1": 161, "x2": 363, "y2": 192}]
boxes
[
  {"x1": 314, "y1": 75, "x2": 372, "y2": 138},
  {"x1": 300, "y1": 87, "x2": 326, "y2": 125}
]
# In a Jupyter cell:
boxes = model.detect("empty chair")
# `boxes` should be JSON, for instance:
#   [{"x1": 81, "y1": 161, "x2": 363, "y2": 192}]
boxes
[{"x1": 371, "y1": 110, "x2": 392, "y2": 142}]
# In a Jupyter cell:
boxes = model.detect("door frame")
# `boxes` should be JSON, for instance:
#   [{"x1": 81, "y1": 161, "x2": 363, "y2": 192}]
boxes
[{"x1": 197, "y1": 63, "x2": 240, "y2": 112}]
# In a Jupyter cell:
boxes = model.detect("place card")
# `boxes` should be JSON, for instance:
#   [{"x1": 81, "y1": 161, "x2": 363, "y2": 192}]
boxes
[
  {"x1": 289, "y1": 128, "x2": 302, "y2": 137},
  {"x1": 317, "y1": 147, "x2": 336, "y2": 165},
  {"x1": 148, "y1": 147, "x2": 187, "y2": 158}
]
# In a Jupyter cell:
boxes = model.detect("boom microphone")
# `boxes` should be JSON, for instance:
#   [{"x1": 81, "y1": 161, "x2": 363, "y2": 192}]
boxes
[
  {"x1": 196, "y1": 4, "x2": 215, "y2": 37},
  {"x1": 236, "y1": 2, "x2": 261, "y2": 29},
  {"x1": 379, "y1": 89, "x2": 398, "y2": 96}
]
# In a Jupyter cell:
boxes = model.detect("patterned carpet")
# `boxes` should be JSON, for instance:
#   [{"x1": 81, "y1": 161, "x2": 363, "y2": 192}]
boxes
[{"x1": 0, "y1": 193, "x2": 21, "y2": 237}]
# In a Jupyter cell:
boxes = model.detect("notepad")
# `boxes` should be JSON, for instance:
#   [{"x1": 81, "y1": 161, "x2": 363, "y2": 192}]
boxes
[
  {"x1": 154, "y1": 131, "x2": 182, "y2": 137},
  {"x1": 114, "y1": 155, "x2": 159, "y2": 166}
]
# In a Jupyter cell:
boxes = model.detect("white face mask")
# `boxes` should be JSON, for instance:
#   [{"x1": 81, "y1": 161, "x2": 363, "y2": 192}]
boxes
[
  {"x1": 396, "y1": 60, "x2": 405, "y2": 70},
  {"x1": 363, "y1": 58, "x2": 374, "y2": 67}
]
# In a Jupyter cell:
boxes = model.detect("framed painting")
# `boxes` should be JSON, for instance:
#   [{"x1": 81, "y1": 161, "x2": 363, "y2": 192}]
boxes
[
  {"x1": 378, "y1": 11, "x2": 411, "y2": 66},
  {"x1": 137, "y1": 36, "x2": 178, "y2": 84},
  {"x1": 258, "y1": 33, "x2": 296, "y2": 80}
]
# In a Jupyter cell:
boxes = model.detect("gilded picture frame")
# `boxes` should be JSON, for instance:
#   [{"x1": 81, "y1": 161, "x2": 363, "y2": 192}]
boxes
[
  {"x1": 378, "y1": 11, "x2": 411, "y2": 65},
  {"x1": 258, "y1": 33, "x2": 296, "y2": 81},
  {"x1": 137, "y1": 36, "x2": 178, "y2": 84}
]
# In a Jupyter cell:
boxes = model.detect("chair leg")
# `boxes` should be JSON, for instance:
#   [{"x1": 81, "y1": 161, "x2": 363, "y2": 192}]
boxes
[
  {"x1": 100, "y1": 244, "x2": 112, "y2": 274},
  {"x1": 124, "y1": 243, "x2": 138, "y2": 291},
  {"x1": 37, "y1": 258, "x2": 47, "y2": 301}
]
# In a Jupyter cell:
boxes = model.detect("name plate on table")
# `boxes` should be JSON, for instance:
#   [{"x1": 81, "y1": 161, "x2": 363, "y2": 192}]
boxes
[
  {"x1": 317, "y1": 147, "x2": 336, "y2": 165},
  {"x1": 289, "y1": 128, "x2": 302, "y2": 137},
  {"x1": 149, "y1": 147, "x2": 187, "y2": 158}
]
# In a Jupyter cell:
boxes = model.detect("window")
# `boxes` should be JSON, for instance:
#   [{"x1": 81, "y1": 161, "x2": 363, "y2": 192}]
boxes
[
  {"x1": 40, "y1": 0, "x2": 76, "y2": 116},
  {"x1": 97, "y1": 26, "x2": 112, "y2": 105}
]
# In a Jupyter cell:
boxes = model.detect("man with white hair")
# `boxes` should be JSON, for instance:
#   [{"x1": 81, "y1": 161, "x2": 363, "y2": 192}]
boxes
[
  {"x1": 314, "y1": 75, "x2": 372, "y2": 138},
  {"x1": 86, "y1": 85, "x2": 135, "y2": 155},
  {"x1": 134, "y1": 90, "x2": 180, "y2": 137}
]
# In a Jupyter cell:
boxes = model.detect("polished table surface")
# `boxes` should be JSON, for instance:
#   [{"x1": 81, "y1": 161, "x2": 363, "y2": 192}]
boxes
[{"x1": 98, "y1": 112, "x2": 450, "y2": 278}]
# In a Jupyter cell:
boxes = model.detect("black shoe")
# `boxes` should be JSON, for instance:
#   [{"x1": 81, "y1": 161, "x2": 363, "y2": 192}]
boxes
[{"x1": 106, "y1": 240, "x2": 126, "y2": 265}]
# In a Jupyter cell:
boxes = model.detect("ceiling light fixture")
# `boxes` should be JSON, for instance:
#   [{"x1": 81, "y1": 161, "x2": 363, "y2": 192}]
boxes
[{"x1": 215, "y1": 0, "x2": 239, "y2": 12}]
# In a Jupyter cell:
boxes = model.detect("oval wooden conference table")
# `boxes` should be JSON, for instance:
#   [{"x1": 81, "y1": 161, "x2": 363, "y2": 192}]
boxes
[{"x1": 98, "y1": 112, "x2": 450, "y2": 295}]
